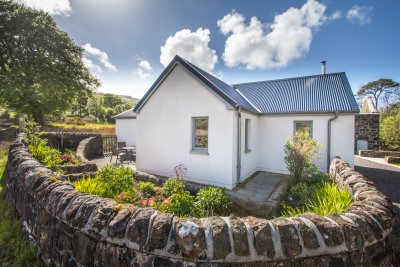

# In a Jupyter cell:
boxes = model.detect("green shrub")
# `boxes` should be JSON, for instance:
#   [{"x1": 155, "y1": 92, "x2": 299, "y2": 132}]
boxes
[
  {"x1": 162, "y1": 178, "x2": 185, "y2": 197},
  {"x1": 284, "y1": 131, "x2": 320, "y2": 183},
  {"x1": 194, "y1": 187, "x2": 232, "y2": 217},
  {"x1": 96, "y1": 165, "x2": 134, "y2": 196},
  {"x1": 72, "y1": 177, "x2": 108, "y2": 197},
  {"x1": 286, "y1": 182, "x2": 315, "y2": 206},
  {"x1": 380, "y1": 113, "x2": 400, "y2": 151},
  {"x1": 139, "y1": 181, "x2": 156, "y2": 197},
  {"x1": 29, "y1": 136, "x2": 62, "y2": 170},
  {"x1": 113, "y1": 188, "x2": 138, "y2": 204},
  {"x1": 165, "y1": 191, "x2": 195, "y2": 217}
]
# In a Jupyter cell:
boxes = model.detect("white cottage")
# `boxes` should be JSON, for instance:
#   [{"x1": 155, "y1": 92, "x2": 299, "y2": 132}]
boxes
[
  {"x1": 120, "y1": 56, "x2": 359, "y2": 189},
  {"x1": 113, "y1": 109, "x2": 137, "y2": 147}
]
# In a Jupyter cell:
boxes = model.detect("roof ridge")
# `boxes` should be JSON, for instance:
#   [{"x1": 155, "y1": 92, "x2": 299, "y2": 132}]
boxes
[{"x1": 232, "y1": 72, "x2": 346, "y2": 87}]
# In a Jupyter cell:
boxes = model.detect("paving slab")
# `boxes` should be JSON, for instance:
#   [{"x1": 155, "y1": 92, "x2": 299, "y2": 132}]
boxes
[
  {"x1": 228, "y1": 172, "x2": 284, "y2": 203},
  {"x1": 90, "y1": 156, "x2": 136, "y2": 171}
]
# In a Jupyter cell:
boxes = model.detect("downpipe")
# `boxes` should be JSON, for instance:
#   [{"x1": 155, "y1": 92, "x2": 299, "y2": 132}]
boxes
[
  {"x1": 327, "y1": 111, "x2": 339, "y2": 171},
  {"x1": 236, "y1": 106, "x2": 242, "y2": 185}
]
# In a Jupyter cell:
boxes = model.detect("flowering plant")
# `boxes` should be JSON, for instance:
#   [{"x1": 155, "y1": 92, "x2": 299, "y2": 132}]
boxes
[{"x1": 171, "y1": 162, "x2": 189, "y2": 180}]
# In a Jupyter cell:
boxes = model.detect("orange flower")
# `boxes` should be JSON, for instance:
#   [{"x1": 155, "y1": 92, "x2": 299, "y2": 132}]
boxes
[
  {"x1": 164, "y1": 198, "x2": 171, "y2": 204},
  {"x1": 149, "y1": 198, "x2": 155, "y2": 207}
]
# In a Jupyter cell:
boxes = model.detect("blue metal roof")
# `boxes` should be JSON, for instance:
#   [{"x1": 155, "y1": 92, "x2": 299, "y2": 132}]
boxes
[
  {"x1": 233, "y1": 72, "x2": 359, "y2": 114},
  {"x1": 135, "y1": 56, "x2": 359, "y2": 114},
  {"x1": 182, "y1": 58, "x2": 258, "y2": 112}
]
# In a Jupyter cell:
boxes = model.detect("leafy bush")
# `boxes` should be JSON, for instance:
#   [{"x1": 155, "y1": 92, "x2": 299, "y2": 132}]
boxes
[
  {"x1": 96, "y1": 165, "x2": 134, "y2": 196},
  {"x1": 72, "y1": 177, "x2": 108, "y2": 197},
  {"x1": 114, "y1": 188, "x2": 138, "y2": 204},
  {"x1": 165, "y1": 191, "x2": 195, "y2": 217},
  {"x1": 162, "y1": 178, "x2": 186, "y2": 197},
  {"x1": 195, "y1": 187, "x2": 232, "y2": 217},
  {"x1": 286, "y1": 182, "x2": 315, "y2": 206},
  {"x1": 29, "y1": 136, "x2": 62, "y2": 170},
  {"x1": 380, "y1": 113, "x2": 400, "y2": 151},
  {"x1": 284, "y1": 131, "x2": 320, "y2": 183},
  {"x1": 139, "y1": 181, "x2": 156, "y2": 197}
]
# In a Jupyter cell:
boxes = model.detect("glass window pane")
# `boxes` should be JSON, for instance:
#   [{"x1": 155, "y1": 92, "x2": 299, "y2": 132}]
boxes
[
  {"x1": 295, "y1": 121, "x2": 312, "y2": 137},
  {"x1": 194, "y1": 118, "x2": 208, "y2": 148}
]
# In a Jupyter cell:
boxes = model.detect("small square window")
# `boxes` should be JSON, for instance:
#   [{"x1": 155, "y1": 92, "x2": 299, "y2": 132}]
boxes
[
  {"x1": 192, "y1": 117, "x2": 208, "y2": 152},
  {"x1": 245, "y1": 119, "x2": 251, "y2": 152},
  {"x1": 294, "y1": 121, "x2": 313, "y2": 138}
]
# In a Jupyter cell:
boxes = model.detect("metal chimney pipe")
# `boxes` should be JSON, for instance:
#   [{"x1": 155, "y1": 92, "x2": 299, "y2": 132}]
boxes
[{"x1": 321, "y1": 60, "x2": 326, "y2": 75}]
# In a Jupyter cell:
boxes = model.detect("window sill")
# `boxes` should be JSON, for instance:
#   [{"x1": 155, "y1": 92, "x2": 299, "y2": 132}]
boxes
[
  {"x1": 190, "y1": 149, "x2": 209, "y2": 155},
  {"x1": 245, "y1": 149, "x2": 251, "y2": 153}
]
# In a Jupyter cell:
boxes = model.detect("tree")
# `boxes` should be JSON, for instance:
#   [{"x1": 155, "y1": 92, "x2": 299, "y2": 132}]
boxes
[
  {"x1": 380, "y1": 114, "x2": 400, "y2": 151},
  {"x1": 357, "y1": 79, "x2": 399, "y2": 111},
  {"x1": 0, "y1": 1, "x2": 100, "y2": 123},
  {"x1": 87, "y1": 95, "x2": 105, "y2": 122},
  {"x1": 284, "y1": 131, "x2": 320, "y2": 183},
  {"x1": 102, "y1": 94, "x2": 124, "y2": 108}
]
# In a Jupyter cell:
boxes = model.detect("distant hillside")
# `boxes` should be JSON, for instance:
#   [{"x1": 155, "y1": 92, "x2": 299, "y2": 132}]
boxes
[{"x1": 96, "y1": 92, "x2": 140, "y2": 106}]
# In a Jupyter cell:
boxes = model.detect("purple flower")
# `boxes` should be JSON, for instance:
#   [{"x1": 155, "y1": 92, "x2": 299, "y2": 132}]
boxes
[{"x1": 171, "y1": 162, "x2": 189, "y2": 180}]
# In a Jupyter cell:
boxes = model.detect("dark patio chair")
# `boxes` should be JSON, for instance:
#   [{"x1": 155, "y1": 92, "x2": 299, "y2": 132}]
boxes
[{"x1": 110, "y1": 141, "x2": 127, "y2": 163}]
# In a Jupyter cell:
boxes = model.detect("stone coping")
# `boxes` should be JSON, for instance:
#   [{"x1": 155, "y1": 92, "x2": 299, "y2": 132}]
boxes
[
  {"x1": 359, "y1": 150, "x2": 400, "y2": 158},
  {"x1": 5, "y1": 134, "x2": 395, "y2": 266}
]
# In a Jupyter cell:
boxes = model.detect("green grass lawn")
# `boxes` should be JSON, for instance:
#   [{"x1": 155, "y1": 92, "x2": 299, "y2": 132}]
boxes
[{"x1": 0, "y1": 143, "x2": 41, "y2": 267}]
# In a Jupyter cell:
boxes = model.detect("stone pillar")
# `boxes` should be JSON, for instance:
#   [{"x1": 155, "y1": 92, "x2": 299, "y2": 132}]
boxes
[{"x1": 355, "y1": 113, "x2": 380, "y2": 154}]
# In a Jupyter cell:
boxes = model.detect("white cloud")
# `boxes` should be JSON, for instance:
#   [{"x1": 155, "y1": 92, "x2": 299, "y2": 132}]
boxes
[
  {"x1": 82, "y1": 43, "x2": 117, "y2": 72},
  {"x1": 218, "y1": 0, "x2": 339, "y2": 70},
  {"x1": 346, "y1": 5, "x2": 373, "y2": 25},
  {"x1": 82, "y1": 57, "x2": 102, "y2": 78},
  {"x1": 160, "y1": 28, "x2": 218, "y2": 72},
  {"x1": 15, "y1": 0, "x2": 71, "y2": 16},
  {"x1": 134, "y1": 59, "x2": 153, "y2": 79}
]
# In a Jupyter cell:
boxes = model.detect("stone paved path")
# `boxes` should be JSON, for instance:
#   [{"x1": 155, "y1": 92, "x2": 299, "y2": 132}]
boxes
[{"x1": 229, "y1": 172, "x2": 286, "y2": 203}]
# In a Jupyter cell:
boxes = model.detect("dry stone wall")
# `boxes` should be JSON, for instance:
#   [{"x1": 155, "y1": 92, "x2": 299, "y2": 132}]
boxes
[
  {"x1": 6, "y1": 135, "x2": 395, "y2": 266},
  {"x1": 359, "y1": 150, "x2": 400, "y2": 158}
]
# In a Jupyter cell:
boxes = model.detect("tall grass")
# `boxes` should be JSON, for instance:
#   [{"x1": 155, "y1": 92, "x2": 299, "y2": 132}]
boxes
[
  {"x1": 281, "y1": 181, "x2": 353, "y2": 217},
  {"x1": 0, "y1": 143, "x2": 41, "y2": 267}
]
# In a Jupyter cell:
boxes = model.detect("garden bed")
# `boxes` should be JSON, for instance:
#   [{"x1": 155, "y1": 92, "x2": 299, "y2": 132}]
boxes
[{"x1": 6, "y1": 134, "x2": 396, "y2": 266}]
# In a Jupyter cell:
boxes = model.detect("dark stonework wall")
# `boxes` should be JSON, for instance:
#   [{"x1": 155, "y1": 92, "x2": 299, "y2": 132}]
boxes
[
  {"x1": 5, "y1": 135, "x2": 395, "y2": 266},
  {"x1": 355, "y1": 113, "x2": 380, "y2": 154}
]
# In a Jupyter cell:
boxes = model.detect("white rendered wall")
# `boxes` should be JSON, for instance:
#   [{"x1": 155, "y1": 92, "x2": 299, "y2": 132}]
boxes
[
  {"x1": 238, "y1": 111, "x2": 259, "y2": 181},
  {"x1": 115, "y1": 119, "x2": 137, "y2": 146},
  {"x1": 136, "y1": 65, "x2": 237, "y2": 189},
  {"x1": 257, "y1": 114, "x2": 355, "y2": 174}
]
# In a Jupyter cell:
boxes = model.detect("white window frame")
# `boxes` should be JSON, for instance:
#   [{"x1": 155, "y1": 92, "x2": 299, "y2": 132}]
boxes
[
  {"x1": 293, "y1": 120, "x2": 313, "y2": 138},
  {"x1": 191, "y1": 117, "x2": 209, "y2": 154}
]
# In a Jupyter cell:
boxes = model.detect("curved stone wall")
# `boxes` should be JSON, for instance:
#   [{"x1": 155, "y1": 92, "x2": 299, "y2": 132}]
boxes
[{"x1": 6, "y1": 135, "x2": 395, "y2": 266}]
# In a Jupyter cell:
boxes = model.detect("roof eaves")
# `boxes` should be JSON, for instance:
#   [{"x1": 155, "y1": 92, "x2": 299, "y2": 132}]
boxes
[{"x1": 178, "y1": 58, "x2": 239, "y2": 109}]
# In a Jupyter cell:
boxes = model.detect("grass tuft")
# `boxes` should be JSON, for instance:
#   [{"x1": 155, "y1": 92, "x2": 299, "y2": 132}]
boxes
[{"x1": 0, "y1": 142, "x2": 41, "y2": 267}]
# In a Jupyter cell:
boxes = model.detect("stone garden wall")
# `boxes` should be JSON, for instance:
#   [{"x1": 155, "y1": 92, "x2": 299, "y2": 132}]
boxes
[
  {"x1": 359, "y1": 150, "x2": 400, "y2": 158},
  {"x1": 40, "y1": 132, "x2": 103, "y2": 158},
  {"x1": 355, "y1": 113, "x2": 380, "y2": 153},
  {"x1": 5, "y1": 135, "x2": 395, "y2": 266}
]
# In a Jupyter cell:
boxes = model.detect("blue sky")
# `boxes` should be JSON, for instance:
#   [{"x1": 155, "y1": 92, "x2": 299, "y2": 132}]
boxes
[{"x1": 17, "y1": 0, "x2": 400, "y2": 98}]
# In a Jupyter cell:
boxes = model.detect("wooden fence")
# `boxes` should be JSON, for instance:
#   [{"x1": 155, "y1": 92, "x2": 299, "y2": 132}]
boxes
[{"x1": 102, "y1": 135, "x2": 117, "y2": 155}]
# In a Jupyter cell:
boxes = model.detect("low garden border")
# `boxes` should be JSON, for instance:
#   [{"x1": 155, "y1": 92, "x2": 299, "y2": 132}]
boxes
[{"x1": 6, "y1": 134, "x2": 395, "y2": 266}]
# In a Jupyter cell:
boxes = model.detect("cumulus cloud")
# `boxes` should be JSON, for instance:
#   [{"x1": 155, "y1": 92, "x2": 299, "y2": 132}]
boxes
[
  {"x1": 82, "y1": 43, "x2": 117, "y2": 72},
  {"x1": 160, "y1": 28, "x2": 218, "y2": 72},
  {"x1": 346, "y1": 5, "x2": 373, "y2": 25},
  {"x1": 134, "y1": 59, "x2": 153, "y2": 79},
  {"x1": 218, "y1": 0, "x2": 339, "y2": 70},
  {"x1": 82, "y1": 57, "x2": 102, "y2": 78},
  {"x1": 15, "y1": 0, "x2": 71, "y2": 16}
]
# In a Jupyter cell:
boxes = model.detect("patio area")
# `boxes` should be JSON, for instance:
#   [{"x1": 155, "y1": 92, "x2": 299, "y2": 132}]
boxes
[{"x1": 90, "y1": 155, "x2": 136, "y2": 171}]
